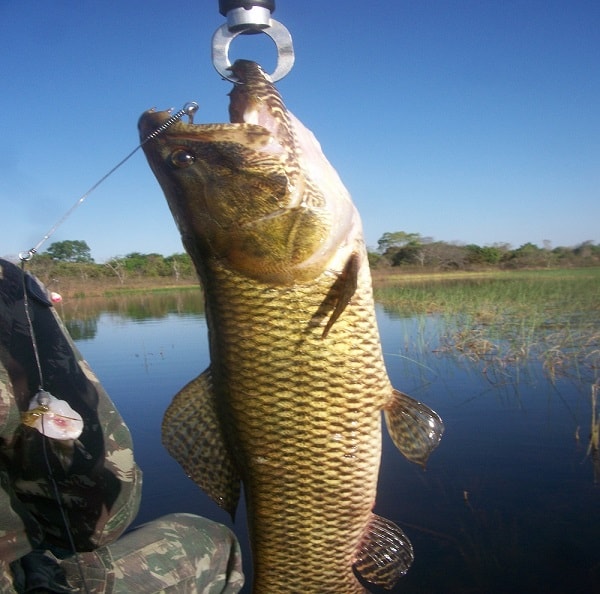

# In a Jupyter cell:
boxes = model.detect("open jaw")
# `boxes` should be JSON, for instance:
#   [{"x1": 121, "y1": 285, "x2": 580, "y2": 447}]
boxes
[
  {"x1": 138, "y1": 108, "x2": 273, "y2": 141},
  {"x1": 228, "y1": 85, "x2": 287, "y2": 139},
  {"x1": 137, "y1": 101, "x2": 290, "y2": 165},
  {"x1": 139, "y1": 80, "x2": 288, "y2": 148}
]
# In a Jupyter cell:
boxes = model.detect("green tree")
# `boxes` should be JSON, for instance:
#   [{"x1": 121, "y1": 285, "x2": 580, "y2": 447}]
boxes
[
  {"x1": 574, "y1": 240, "x2": 597, "y2": 259},
  {"x1": 389, "y1": 243, "x2": 423, "y2": 266},
  {"x1": 44, "y1": 240, "x2": 94, "y2": 263},
  {"x1": 465, "y1": 244, "x2": 503, "y2": 265},
  {"x1": 120, "y1": 252, "x2": 152, "y2": 275},
  {"x1": 505, "y1": 242, "x2": 546, "y2": 267},
  {"x1": 377, "y1": 231, "x2": 422, "y2": 253},
  {"x1": 376, "y1": 231, "x2": 426, "y2": 267},
  {"x1": 165, "y1": 253, "x2": 194, "y2": 279}
]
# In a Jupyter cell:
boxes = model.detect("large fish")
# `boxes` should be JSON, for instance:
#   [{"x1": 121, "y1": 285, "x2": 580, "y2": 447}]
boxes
[{"x1": 138, "y1": 60, "x2": 443, "y2": 593}]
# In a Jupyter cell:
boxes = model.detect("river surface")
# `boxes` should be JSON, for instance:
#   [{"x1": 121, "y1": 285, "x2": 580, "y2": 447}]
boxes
[{"x1": 66, "y1": 295, "x2": 599, "y2": 593}]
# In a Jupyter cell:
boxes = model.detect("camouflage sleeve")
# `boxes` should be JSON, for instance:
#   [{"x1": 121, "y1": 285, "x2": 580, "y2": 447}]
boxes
[
  {"x1": 54, "y1": 513, "x2": 244, "y2": 593},
  {"x1": 0, "y1": 355, "x2": 44, "y2": 564},
  {"x1": 0, "y1": 561, "x2": 18, "y2": 594},
  {"x1": 0, "y1": 259, "x2": 142, "y2": 558},
  {"x1": 68, "y1": 353, "x2": 143, "y2": 549}
]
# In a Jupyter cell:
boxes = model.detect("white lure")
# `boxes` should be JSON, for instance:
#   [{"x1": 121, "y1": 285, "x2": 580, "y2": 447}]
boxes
[{"x1": 23, "y1": 390, "x2": 84, "y2": 440}]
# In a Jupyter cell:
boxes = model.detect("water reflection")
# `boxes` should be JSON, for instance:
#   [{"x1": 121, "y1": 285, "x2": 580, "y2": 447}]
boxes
[
  {"x1": 65, "y1": 317, "x2": 98, "y2": 341},
  {"x1": 67, "y1": 294, "x2": 599, "y2": 594},
  {"x1": 61, "y1": 289, "x2": 204, "y2": 339}
]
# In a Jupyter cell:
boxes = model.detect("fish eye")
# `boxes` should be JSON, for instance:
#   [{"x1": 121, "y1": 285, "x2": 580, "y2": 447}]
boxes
[{"x1": 170, "y1": 149, "x2": 195, "y2": 168}]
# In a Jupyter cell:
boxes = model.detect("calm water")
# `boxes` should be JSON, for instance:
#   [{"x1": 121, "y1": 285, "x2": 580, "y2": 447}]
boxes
[{"x1": 66, "y1": 294, "x2": 599, "y2": 594}]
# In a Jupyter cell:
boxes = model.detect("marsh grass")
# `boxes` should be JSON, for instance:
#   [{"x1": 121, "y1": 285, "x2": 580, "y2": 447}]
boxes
[
  {"x1": 588, "y1": 382, "x2": 600, "y2": 483},
  {"x1": 374, "y1": 268, "x2": 598, "y2": 317},
  {"x1": 374, "y1": 268, "x2": 600, "y2": 387}
]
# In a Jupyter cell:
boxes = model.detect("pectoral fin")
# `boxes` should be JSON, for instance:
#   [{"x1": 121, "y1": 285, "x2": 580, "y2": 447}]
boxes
[
  {"x1": 162, "y1": 368, "x2": 240, "y2": 517},
  {"x1": 321, "y1": 252, "x2": 360, "y2": 338},
  {"x1": 354, "y1": 514, "x2": 414, "y2": 589},
  {"x1": 384, "y1": 389, "x2": 444, "y2": 467}
]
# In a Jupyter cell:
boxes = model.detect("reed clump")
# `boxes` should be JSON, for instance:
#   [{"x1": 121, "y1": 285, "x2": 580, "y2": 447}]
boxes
[
  {"x1": 374, "y1": 268, "x2": 600, "y2": 386},
  {"x1": 586, "y1": 382, "x2": 600, "y2": 483}
]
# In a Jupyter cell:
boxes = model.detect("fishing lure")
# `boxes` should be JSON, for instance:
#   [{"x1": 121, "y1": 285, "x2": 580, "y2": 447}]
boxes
[{"x1": 21, "y1": 390, "x2": 84, "y2": 441}]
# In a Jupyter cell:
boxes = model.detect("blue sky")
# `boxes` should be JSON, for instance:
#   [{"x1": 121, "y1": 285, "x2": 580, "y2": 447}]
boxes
[{"x1": 1, "y1": 1, "x2": 598, "y2": 262}]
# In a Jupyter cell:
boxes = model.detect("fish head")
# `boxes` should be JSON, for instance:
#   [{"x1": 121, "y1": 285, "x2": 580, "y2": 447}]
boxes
[{"x1": 139, "y1": 60, "x2": 360, "y2": 284}]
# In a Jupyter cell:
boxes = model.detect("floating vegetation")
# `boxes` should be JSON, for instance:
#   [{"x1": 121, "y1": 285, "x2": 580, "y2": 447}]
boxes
[{"x1": 439, "y1": 320, "x2": 599, "y2": 388}]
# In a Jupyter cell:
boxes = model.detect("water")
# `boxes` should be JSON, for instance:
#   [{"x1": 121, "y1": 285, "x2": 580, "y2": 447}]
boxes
[{"x1": 68, "y1": 297, "x2": 599, "y2": 593}]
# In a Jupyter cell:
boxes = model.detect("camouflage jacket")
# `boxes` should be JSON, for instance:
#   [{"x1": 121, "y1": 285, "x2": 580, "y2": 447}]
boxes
[{"x1": 0, "y1": 259, "x2": 142, "y2": 569}]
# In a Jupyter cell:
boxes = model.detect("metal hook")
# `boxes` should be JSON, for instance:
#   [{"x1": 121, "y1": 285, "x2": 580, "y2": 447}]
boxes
[{"x1": 212, "y1": 1, "x2": 294, "y2": 82}]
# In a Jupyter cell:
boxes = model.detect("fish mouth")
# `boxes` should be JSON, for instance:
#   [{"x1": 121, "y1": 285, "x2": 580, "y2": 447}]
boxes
[
  {"x1": 227, "y1": 60, "x2": 290, "y2": 138},
  {"x1": 138, "y1": 60, "x2": 291, "y2": 150}
]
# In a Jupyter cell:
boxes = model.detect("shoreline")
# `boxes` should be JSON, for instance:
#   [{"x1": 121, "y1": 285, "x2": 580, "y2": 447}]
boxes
[{"x1": 47, "y1": 266, "x2": 598, "y2": 300}]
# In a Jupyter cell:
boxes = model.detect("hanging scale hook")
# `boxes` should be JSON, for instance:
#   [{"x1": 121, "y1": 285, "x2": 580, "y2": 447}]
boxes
[{"x1": 212, "y1": 0, "x2": 295, "y2": 82}]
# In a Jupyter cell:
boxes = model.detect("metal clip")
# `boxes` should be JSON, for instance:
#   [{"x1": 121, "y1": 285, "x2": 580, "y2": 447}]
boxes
[{"x1": 212, "y1": 0, "x2": 294, "y2": 82}]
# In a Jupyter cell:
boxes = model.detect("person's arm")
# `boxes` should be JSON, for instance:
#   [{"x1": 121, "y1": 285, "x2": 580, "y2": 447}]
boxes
[{"x1": 0, "y1": 259, "x2": 142, "y2": 555}]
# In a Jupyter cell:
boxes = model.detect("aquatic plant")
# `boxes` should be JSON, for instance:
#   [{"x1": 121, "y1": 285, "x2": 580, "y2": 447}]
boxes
[
  {"x1": 374, "y1": 268, "x2": 600, "y2": 389},
  {"x1": 587, "y1": 382, "x2": 600, "y2": 483}
]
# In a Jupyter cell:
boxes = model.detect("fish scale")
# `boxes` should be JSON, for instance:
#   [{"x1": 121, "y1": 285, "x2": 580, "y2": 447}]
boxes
[
  {"x1": 140, "y1": 59, "x2": 443, "y2": 593},
  {"x1": 169, "y1": 261, "x2": 392, "y2": 592}
]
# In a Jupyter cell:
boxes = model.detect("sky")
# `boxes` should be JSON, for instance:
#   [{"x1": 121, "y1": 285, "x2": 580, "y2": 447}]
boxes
[{"x1": 1, "y1": 0, "x2": 599, "y2": 263}]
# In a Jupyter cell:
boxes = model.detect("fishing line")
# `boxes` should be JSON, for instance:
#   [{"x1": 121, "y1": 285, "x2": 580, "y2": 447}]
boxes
[
  {"x1": 20, "y1": 264, "x2": 45, "y2": 392},
  {"x1": 41, "y1": 416, "x2": 91, "y2": 594},
  {"x1": 19, "y1": 267, "x2": 90, "y2": 593},
  {"x1": 19, "y1": 101, "x2": 199, "y2": 262}
]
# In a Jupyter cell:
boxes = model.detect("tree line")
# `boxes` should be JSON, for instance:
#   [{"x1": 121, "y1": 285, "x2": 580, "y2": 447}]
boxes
[
  {"x1": 369, "y1": 232, "x2": 599, "y2": 270},
  {"x1": 26, "y1": 240, "x2": 196, "y2": 283},
  {"x1": 21, "y1": 235, "x2": 600, "y2": 282}
]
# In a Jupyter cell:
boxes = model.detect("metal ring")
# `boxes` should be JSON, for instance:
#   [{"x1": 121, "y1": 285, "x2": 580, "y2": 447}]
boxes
[{"x1": 211, "y1": 18, "x2": 295, "y2": 83}]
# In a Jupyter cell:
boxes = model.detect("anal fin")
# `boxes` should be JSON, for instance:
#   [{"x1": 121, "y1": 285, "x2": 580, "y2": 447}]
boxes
[
  {"x1": 162, "y1": 368, "x2": 240, "y2": 517},
  {"x1": 354, "y1": 514, "x2": 414, "y2": 589},
  {"x1": 384, "y1": 389, "x2": 444, "y2": 467}
]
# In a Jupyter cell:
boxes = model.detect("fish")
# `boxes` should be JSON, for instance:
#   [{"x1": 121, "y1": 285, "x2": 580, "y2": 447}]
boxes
[{"x1": 138, "y1": 59, "x2": 444, "y2": 593}]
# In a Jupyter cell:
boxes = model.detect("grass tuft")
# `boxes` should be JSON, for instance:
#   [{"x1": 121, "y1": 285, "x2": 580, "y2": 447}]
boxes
[{"x1": 375, "y1": 268, "x2": 600, "y2": 386}]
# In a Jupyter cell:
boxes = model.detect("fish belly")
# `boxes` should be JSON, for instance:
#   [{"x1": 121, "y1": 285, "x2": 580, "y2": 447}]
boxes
[{"x1": 206, "y1": 261, "x2": 390, "y2": 593}]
